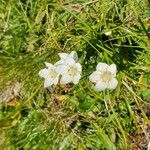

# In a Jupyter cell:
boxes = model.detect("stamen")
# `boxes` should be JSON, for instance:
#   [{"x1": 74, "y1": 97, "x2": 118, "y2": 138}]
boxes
[
  {"x1": 49, "y1": 69, "x2": 58, "y2": 79},
  {"x1": 100, "y1": 71, "x2": 112, "y2": 83},
  {"x1": 68, "y1": 66, "x2": 77, "y2": 76}
]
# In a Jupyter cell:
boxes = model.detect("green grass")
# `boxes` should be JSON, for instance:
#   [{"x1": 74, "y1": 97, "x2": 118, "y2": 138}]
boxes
[{"x1": 0, "y1": 0, "x2": 150, "y2": 149}]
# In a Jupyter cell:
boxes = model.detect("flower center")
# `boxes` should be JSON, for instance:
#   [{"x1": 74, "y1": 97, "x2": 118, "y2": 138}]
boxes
[
  {"x1": 68, "y1": 66, "x2": 77, "y2": 77},
  {"x1": 48, "y1": 69, "x2": 58, "y2": 79},
  {"x1": 100, "y1": 70, "x2": 112, "y2": 83}
]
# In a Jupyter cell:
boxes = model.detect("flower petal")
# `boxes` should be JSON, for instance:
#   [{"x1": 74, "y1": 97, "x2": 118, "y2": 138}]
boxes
[
  {"x1": 108, "y1": 64, "x2": 117, "y2": 77},
  {"x1": 95, "y1": 81, "x2": 107, "y2": 91},
  {"x1": 60, "y1": 74, "x2": 72, "y2": 84},
  {"x1": 53, "y1": 76, "x2": 60, "y2": 85},
  {"x1": 58, "y1": 53, "x2": 68, "y2": 59},
  {"x1": 65, "y1": 57, "x2": 75, "y2": 65},
  {"x1": 72, "y1": 74, "x2": 81, "y2": 84},
  {"x1": 55, "y1": 64, "x2": 68, "y2": 74},
  {"x1": 44, "y1": 62, "x2": 53, "y2": 68},
  {"x1": 44, "y1": 79, "x2": 53, "y2": 88},
  {"x1": 55, "y1": 60, "x2": 63, "y2": 65},
  {"x1": 96, "y1": 62, "x2": 109, "y2": 71},
  {"x1": 89, "y1": 71, "x2": 99, "y2": 83},
  {"x1": 38, "y1": 69, "x2": 49, "y2": 78},
  {"x1": 70, "y1": 51, "x2": 78, "y2": 62},
  {"x1": 75, "y1": 63, "x2": 82, "y2": 73},
  {"x1": 107, "y1": 78, "x2": 118, "y2": 90}
]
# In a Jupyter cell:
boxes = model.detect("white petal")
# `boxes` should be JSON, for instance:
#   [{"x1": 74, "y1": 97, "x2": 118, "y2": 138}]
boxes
[
  {"x1": 95, "y1": 81, "x2": 107, "y2": 91},
  {"x1": 65, "y1": 57, "x2": 75, "y2": 65},
  {"x1": 38, "y1": 69, "x2": 49, "y2": 78},
  {"x1": 55, "y1": 64, "x2": 68, "y2": 74},
  {"x1": 107, "y1": 78, "x2": 118, "y2": 90},
  {"x1": 72, "y1": 74, "x2": 81, "y2": 84},
  {"x1": 70, "y1": 51, "x2": 78, "y2": 62},
  {"x1": 44, "y1": 79, "x2": 53, "y2": 88},
  {"x1": 44, "y1": 62, "x2": 53, "y2": 68},
  {"x1": 53, "y1": 76, "x2": 59, "y2": 85},
  {"x1": 60, "y1": 74, "x2": 72, "y2": 84},
  {"x1": 96, "y1": 63, "x2": 109, "y2": 71},
  {"x1": 55, "y1": 60, "x2": 63, "y2": 65},
  {"x1": 58, "y1": 53, "x2": 68, "y2": 59},
  {"x1": 108, "y1": 64, "x2": 117, "y2": 77},
  {"x1": 89, "y1": 71, "x2": 99, "y2": 83},
  {"x1": 75, "y1": 63, "x2": 82, "y2": 73}
]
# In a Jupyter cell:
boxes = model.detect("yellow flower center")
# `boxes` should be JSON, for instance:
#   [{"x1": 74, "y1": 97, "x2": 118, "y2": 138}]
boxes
[
  {"x1": 100, "y1": 70, "x2": 112, "y2": 83},
  {"x1": 49, "y1": 69, "x2": 58, "y2": 79},
  {"x1": 68, "y1": 66, "x2": 77, "y2": 77}
]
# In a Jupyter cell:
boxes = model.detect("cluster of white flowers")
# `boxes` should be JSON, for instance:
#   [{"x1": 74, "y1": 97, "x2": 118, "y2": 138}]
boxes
[
  {"x1": 39, "y1": 51, "x2": 118, "y2": 91},
  {"x1": 38, "y1": 51, "x2": 82, "y2": 88}
]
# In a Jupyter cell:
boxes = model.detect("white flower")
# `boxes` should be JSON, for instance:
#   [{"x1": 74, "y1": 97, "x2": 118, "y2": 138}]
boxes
[
  {"x1": 55, "y1": 51, "x2": 78, "y2": 65},
  {"x1": 38, "y1": 63, "x2": 60, "y2": 88},
  {"x1": 39, "y1": 51, "x2": 82, "y2": 87},
  {"x1": 56, "y1": 57, "x2": 82, "y2": 84},
  {"x1": 89, "y1": 63, "x2": 118, "y2": 91}
]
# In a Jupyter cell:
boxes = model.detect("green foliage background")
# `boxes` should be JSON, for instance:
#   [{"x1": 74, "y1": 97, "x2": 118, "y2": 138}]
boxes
[{"x1": 0, "y1": 0, "x2": 150, "y2": 149}]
